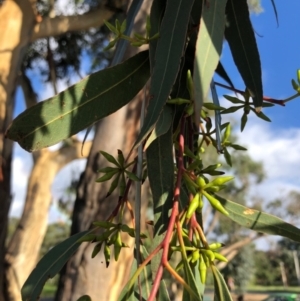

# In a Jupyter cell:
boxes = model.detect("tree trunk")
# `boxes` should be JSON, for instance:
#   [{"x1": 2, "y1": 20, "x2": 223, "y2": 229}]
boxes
[
  {"x1": 0, "y1": 2, "x2": 35, "y2": 300},
  {"x1": 55, "y1": 105, "x2": 139, "y2": 301},
  {"x1": 55, "y1": 4, "x2": 151, "y2": 297},
  {"x1": 0, "y1": 1, "x2": 127, "y2": 299},
  {"x1": 5, "y1": 141, "x2": 91, "y2": 301}
]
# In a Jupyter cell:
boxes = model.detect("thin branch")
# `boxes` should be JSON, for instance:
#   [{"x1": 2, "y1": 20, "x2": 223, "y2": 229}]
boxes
[{"x1": 31, "y1": 5, "x2": 121, "y2": 41}]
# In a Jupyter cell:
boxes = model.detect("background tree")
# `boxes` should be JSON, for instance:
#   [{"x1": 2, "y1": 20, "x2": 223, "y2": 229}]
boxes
[
  {"x1": 0, "y1": 1, "x2": 128, "y2": 300},
  {"x1": 4, "y1": 0, "x2": 300, "y2": 298}
]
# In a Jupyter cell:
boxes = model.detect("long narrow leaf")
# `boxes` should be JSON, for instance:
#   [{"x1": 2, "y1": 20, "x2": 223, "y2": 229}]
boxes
[
  {"x1": 149, "y1": 0, "x2": 165, "y2": 72},
  {"x1": 21, "y1": 231, "x2": 90, "y2": 301},
  {"x1": 80, "y1": 0, "x2": 145, "y2": 152},
  {"x1": 134, "y1": 0, "x2": 194, "y2": 148},
  {"x1": 216, "y1": 195, "x2": 300, "y2": 242},
  {"x1": 111, "y1": 0, "x2": 144, "y2": 65},
  {"x1": 7, "y1": 51, "x2": 150, "y2": 151},
  {"x1": 224, "y1": 0, "x2": 263, "y2": 108},
  {"x1": 144, "y1": 105, "x2": 174, "y2": 149},
  {"x1": 193, "y1": 0, "x2": 227, "y2": 123},
  {"x1": 182, "y1": 259, "x2": 203, "y2": 301},
  {"x1": 211, "y1": 265, "x2": 233, "y2": 301},
  {"x1": 146, "y1": 127, "x2": 174, "y2": 281},
  {"x1": 270, "y1": 0, "x2": 279, "y2": 27},
  {"x1": 118, "y1": 247, "x2": 170, "y2": 301}
]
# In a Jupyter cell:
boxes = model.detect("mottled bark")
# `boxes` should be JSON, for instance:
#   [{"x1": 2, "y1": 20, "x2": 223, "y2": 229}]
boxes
[
  {"x1": 55, "y1": 4, "x2": 151, "y2": 296},
  {"x1": 55, "y1": 2, "x2": 152, "y2": 298},
  {"x1": 5, "y1": 141, "x2": 92, "y2": 301},
  {"x1": 0, "y1": 2, "x2": 36, "y2": 300},
  {"x1": 0, "y1": 0, "x2": 139, "y2": 300}
]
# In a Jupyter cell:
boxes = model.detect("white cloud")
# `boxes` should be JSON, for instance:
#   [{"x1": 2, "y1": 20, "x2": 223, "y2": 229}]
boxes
[{"x1": 238, "y1": 120, "x2": 300, "y2": 184}]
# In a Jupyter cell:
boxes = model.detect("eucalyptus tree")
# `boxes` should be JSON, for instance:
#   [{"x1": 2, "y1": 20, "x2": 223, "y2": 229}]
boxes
[{"x1": 5, "y1": 0, "x2": 300, "y2": 301}]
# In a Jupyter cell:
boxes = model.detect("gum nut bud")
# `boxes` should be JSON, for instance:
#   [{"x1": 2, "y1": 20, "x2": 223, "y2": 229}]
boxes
[
  {"x1": 186, "y1": 193, "x2": 200, "y2": 219},
  {"x1": 196, "y1": 176, "x2": 206, "y2": 187},
  {"x1": 211, "y1": 176, "x2": 234, "y2": 186}
]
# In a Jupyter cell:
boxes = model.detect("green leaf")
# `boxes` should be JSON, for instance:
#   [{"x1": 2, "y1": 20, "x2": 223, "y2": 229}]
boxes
[
  {"x1": 106, "y1": 173, "x2": 120, "y2": 197},
  {"x1": 211, "y1": 265, "x2": 233, "y2": 301},
  {"x1": 146, "y1": 126, "x2": 174, "y2": 281},
  {"x1": 229, "y1": 144, "x2": 247, "y2": 151},
  {"x1": 97, "y1": 167, "x2": 118, "y2": 173},
  {"x1": 134, "y1": 0, "x2": 194, "y2": 148},
  {"x1": 223, "y1": 95, "x2": 244, "y2": 104},
  {"x1": 216, "y1": 195, "x2": 300, "y2": 243},
  {"x1": 149, "y1": 0, "x2": 165, "y2": 72},
  {"x1": 96, "y1": 170, "x2": 118, "y2": 183},
  {"x1": 223, "y1": 148, "x2": 232, "y2": 166},
  {"x1": 261, "y1": 102, "x2": 275, "y2": 108},
  {"x1": 202, "y1": 103, "x2": 225, "y2": 111},
  {"x1": 144, "y1": 105, "x2": 174, "y2": 150},
  {"x1": 225, "y1": 0, "x2": 263, "y2": 108},
  {"x1": 118, "y1": 247, "x2": 170, "y2": 301},
  {"x1": 104, "y1": 20, "x2": 118, "y2": 34},
  {"x1": 215, "y1": 62, "x2": 235, "y2": 89},
  {"x1": 124, "y1": 170, "x2": 140, "y2": 182},
  {"x1": 241, "y1": 112, "x2": 248, "y2": 132},
  {"x1": 7, "y1": 51, "x2": 150, "y2": 152},
  {"x1": 111, "y1": 0, "x2": 145, "y2": 65},
  {"x1": 221, "y1": 105, "x2": 244, "y2": 114},
  {"x1": 193, "y1": 0, "x2": 227, "y2": 123},
  {"x1": 21, "y1": 231, "x2": 90, "y2": 301},
  {"x1": 182, "y1": 259, "x2": 203, "y2": 301},
  {"x1": 91, "y1": 242, "x2": 102, "y2": 258},
  {"x1": 99, "y1": 151, "x2": 120, "y2": 166},
  {"x1": 255, "y1": 110, "x2": 272, "y2": 122}
]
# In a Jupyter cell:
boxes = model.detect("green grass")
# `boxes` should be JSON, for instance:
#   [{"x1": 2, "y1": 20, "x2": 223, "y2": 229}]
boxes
[
  {"x1": 247, "y1": 285, "x2": 300, "y2": 293},
  {"x1": 41, "y1": 283, "x2": 57, "y2": 297},
  {"x1": 39, "y1": 283, "x2": 300, "y2": 298}
]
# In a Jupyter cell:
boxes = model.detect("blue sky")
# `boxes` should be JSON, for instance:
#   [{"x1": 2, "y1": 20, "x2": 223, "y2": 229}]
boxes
[
  {"x1": 10, "y1": 1, "x2": 300, "y2": 246},
  {"x1": 221, "y1": 0, "x2": 300, "y2": 129}
]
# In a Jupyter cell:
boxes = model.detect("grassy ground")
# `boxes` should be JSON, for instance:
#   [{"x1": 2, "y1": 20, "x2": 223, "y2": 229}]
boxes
[
  {"x1": 40, "y1": 283, "x2": 300, "y2": 300},
  {"x1": 41, "y1": 283, "x2": 57, "y2": 297},
  {"x1": 247, "y1": 285, "x2": 300, "y2": 293}
]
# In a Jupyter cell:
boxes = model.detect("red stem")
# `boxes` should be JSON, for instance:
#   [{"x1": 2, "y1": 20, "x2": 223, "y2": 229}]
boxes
[
  {"x1": 148, "y1": 117, "x2": 186, "y2": 301},
  {"x1": 215, "y1": 81, "x2": 285, "y2": 106}
]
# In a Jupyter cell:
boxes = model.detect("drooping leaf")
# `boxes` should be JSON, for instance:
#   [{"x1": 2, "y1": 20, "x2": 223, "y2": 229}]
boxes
[
  {"x1": 193, "y1": 0, "x2": 227, "y2": 123},
  {"x1": 216, "y1": 195, "x2": 300, "y2": 243},
  {"x1": 240, "y1": 112, "x2": 248, "y2": 132},
  {"x1": 149, "y1": 0, "x2": 165, "y2": 72},
  {"x1": 211, "y1": 265, "x2": 233, "y2": 301},
  {"x1": 223, "y1": 148, "x2": 232, "y2": 166},
  {"x1": 7, "y1": 51, "x2": 150, "y2": 152},
  {"x1": 211, "y1": 80, "x2": 223, "y2": 152},
  {"x1": 221, "y1": 105, "x2": 244, "y2": 114},
  {"x1": 118, "y1": 247, "x2": 170, "y2": 301},
  {"x1": 229, "y1": 144, "x2": 247, "y2": 151},
  {"x1": 255, "y1": 110, "x2": 272, "y2": 122},
  {"x1": 223, "y1": 95, "x2": 244, "y2": 104},
  {"x1": 270, "y1": 0, "x2": 279, "y2": 27},
  {"x1": 182, "y1": 258, "x2": 203, "y2": 301},
  {"x1": 224, "y1": 0, "x2": 263, "y2": 108},
  {"x1": 21, "y1": 231, "x2": 90, "y2": 301},
  {"x1": 146, "y1": 127, "x2": 174, "y2": 281},
  {"x1": 134, "y1": 0, "x2": 194, "y2": 148},
  {"x1": 215, "y1": 62, "x2": 235, "y2": 90},
  {"x1": 144, "y1": 105, "x2": 174, "y2": 149},
  {"x1": 202, "y1": 103, "x2": 225, "y2": 111}
]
